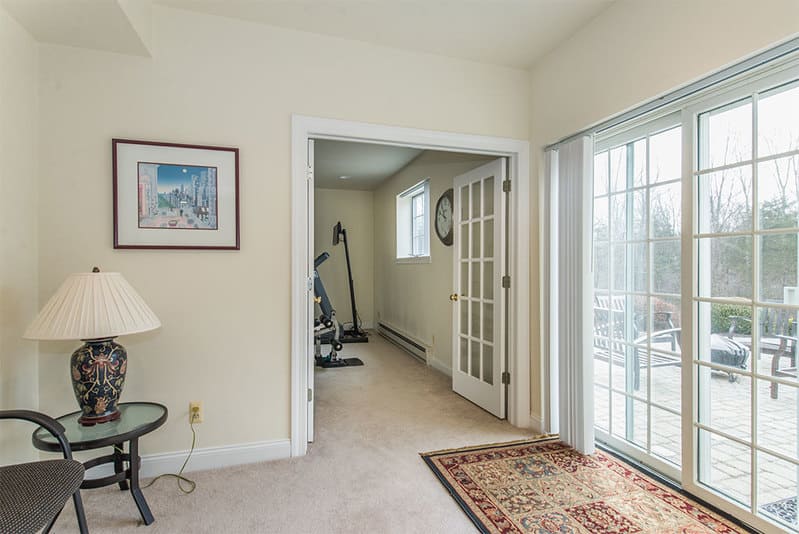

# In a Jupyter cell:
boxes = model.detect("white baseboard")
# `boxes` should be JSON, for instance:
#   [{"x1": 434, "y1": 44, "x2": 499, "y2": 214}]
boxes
[
  {"x1": 84, "y1": 439, "x2": 291, "y2": 480},
  {"x1": 428, "y1": 357, "x2": 452, "y2": 377}
]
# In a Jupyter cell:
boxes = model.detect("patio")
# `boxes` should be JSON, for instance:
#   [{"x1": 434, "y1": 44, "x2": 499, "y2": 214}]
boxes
[{"x1": 593, "y1": 345, "x2": 799, "y2": 530}]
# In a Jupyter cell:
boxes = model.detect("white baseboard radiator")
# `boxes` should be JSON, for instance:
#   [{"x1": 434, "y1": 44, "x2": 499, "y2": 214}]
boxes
[{"x1": 377, "y1": 322, "x2": 427, "y2": 362}]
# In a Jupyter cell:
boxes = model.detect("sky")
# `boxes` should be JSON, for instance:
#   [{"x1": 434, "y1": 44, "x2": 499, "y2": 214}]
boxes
[{"x1": 156, "y1": 164, "x2": 214, "y2": 194}]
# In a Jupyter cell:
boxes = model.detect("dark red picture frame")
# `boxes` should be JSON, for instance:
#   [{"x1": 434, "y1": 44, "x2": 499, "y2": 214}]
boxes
[{"x1": 112, "y1": 139, "x2": 240, "y2": 250}]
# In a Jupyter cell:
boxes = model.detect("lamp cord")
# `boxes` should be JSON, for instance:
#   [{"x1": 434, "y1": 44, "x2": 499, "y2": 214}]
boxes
[{"x1": 115, "y1": 421, "x2": 197, "y2": 494}]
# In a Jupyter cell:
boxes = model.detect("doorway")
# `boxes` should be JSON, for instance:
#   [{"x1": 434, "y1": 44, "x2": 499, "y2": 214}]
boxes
[{"x1": 290, "y1": 115, "x2": 531, "y2": 457}]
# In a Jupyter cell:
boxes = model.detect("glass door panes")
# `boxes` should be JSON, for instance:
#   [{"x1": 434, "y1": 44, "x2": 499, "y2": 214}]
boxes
[
  {"x1": 593, "y1": 123, "x2": 683, "y2": 474},
  {"x1": 694, "y1": 79, "x2": 799, "y2": 531}
]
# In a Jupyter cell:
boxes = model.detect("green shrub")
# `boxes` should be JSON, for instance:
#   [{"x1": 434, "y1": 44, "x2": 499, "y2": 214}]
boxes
[{"x1": 710, "y1": 305, "x2": 752, "y2": 335}]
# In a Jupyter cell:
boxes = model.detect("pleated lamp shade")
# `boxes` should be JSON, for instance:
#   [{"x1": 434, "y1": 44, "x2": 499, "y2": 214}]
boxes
[{"x1": 25, "y1": 271, "x2": 161, "y2": 340}]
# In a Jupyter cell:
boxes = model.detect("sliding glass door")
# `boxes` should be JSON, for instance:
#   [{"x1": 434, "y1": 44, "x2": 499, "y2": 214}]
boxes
[
  {"x1": 592, "y1": 116, "x2": 683, "y2": 479},
  {"x1": 692, "y1": 75, "x2": 799, "y2": 532},
  {"x1": 592, "y1": 60, "x2": 799, "y2": 532}
]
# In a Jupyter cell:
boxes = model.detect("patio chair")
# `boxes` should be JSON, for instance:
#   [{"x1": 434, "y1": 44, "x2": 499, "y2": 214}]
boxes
[
  {"x1": 0, "y1": 410, "x2": 89, "y2": 533},
  {"x1": 771, "y1": 334, "x2": 797, "y2": 399}
]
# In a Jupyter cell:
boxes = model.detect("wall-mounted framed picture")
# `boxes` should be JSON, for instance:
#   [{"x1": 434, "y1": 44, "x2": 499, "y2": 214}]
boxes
[{"x1": 113, "y1": 139, "x2": 239, "y2": 250}]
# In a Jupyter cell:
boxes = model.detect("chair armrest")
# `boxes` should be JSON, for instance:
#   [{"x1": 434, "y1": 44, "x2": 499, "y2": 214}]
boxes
[{"x1": 0, "y1": 409, "x2": 73, "y2": 460}]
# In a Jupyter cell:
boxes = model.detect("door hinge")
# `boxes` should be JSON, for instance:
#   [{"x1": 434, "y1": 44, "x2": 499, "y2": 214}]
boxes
[
  {"x1": 307, "y1": 388, "x2": 313, "y2": 402},
  {"x1": 501, "y1": 371, "x2": 510, "y2": 385},
  {"x1": 502, "y1": 179, "x2": 511, "y2": 193},
  {"x1": 307, "y1": 277, "x2": 314, "y2": 291},
  {"x1": 502, "y1": 275, "x2": 511, "y2": 289},
  {"x1": 306, "y1": 169, "x2": 313, "y2": 182}
]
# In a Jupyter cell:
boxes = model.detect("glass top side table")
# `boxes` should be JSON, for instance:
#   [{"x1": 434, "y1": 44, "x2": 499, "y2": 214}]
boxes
[{"x1": 32, "y1": 401, "x2": 168, "y2": 526}]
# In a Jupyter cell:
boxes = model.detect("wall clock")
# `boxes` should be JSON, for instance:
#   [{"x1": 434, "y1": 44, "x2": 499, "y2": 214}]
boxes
[{"x1": 435, "y1": 188, "x2": 454, "y2": 246}]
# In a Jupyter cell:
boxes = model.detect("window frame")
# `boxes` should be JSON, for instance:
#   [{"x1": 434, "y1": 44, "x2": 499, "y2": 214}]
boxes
[{"x1": 396, "y1": 179, "x2": 431, "y2": 263}]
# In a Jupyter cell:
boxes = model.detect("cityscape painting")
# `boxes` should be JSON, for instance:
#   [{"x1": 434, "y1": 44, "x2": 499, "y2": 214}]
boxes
[
  {"x1": 113, "y1": 139, "x2": 239, "y2": 250},
  {"x1": 137, "y1": 163, "x2": 218, "y2": 230}
]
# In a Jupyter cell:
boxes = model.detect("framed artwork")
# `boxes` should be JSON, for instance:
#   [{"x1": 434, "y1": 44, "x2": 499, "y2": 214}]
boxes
[{"x1": 113, "y1": 139, "x2": 239, "y2": 250}]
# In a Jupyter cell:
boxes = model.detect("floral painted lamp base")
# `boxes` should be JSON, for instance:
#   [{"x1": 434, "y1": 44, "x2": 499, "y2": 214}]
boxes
[{"x1": 71, "y1": 338, "x2": 127, "y2": 425}]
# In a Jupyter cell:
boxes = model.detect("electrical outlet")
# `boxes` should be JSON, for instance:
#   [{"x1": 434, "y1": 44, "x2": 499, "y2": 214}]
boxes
[{"x1": 189, "y1": 401, "x2": 203, "y2": 424}]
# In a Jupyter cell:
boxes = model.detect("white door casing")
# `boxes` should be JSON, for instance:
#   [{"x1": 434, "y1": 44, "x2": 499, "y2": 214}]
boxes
[
  {"x1": 291, "y1": 114, "x2": 531, "y2": 457},
  {"x1": 452, "y1": 159, "x2": 507, "y2": 418},
  {"x1": 306, "y1": 139, "x2": 315, "y2": 442}
]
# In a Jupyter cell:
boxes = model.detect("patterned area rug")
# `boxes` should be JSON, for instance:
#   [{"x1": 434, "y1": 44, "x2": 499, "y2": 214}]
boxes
[{"x1": 421, "y1": 437, "x2": 747, "y2": 533}]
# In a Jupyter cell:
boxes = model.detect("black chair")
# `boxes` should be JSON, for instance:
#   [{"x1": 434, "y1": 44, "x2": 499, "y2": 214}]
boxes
[{"x1": 0, "y1": 410, "x2": 89, "y2": 533}]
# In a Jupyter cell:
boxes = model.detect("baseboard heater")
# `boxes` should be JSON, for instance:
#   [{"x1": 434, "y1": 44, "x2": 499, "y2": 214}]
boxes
[{"x1": 377, "y1": 322, "x2": 427, "y2": 362}]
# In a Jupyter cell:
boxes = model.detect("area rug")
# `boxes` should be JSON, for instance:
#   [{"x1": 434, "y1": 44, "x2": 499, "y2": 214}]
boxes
[{"x1": 421, "y1": 437, "x2": 747, "y2": 533}]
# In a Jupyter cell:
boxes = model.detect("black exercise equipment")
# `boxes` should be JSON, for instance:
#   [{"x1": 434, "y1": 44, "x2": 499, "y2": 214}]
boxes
[
  {"x1": 332, "y1": 222, "x2": 369, "y2": 344},
  {"x1": 313, "y1": 252, "x2": 363, "y2": 368}
]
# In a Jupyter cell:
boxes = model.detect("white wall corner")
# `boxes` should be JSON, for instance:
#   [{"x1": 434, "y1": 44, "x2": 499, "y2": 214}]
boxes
[
  {"x1": 117, "y1": 0, "x2": 153, "y2": 55},
  {"x1": 428, "y1": 357, "x2": 452, "y2": 377},
  {"x1": 529, "y1": 413, "x2": 544, "y2": 435}
]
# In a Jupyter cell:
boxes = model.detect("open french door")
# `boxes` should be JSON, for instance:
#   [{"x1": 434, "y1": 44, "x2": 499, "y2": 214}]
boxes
[{"x1": 452, "y1": 158, "x2": 508, "y2": 418}]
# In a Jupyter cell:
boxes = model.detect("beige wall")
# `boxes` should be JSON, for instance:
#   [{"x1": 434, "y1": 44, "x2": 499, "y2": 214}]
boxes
[
  {"x1": 314, "y1": 188, "x2": 374, "y2": 329},
  {"x1": 527, "y1": 0, "x2": 799, "y2": 420},
  {"x1": 33, "y1": 5, "x2": 530, "y2": 455},
  {"x1": 0, "y1": 4, "x2": 39, "y2": 463},
  {"x1": 374, "y1": 151, "x2": 491, "y2": 371}
]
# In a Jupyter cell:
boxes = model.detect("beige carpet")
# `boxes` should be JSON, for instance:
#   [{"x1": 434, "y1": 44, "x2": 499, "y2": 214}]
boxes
[{"x1": 53, "y1": 334, "x2": 532, "y2": 533}]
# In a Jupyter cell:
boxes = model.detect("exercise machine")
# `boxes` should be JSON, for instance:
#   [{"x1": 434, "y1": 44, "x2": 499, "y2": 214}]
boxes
[
  {"x1": 313, "y1": 252, "x2": 363, "y2": 368},
  {"x1": 332, "y1": 222, "x2": 369, "y2": 343}
]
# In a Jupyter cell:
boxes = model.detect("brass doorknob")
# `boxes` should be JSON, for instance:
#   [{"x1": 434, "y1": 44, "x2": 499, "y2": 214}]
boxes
[
  {"x1": 313, "y1": 296, "x2": 321, "y2": 304},
  {"x1": 449, "y1": 293, "x2": 459, "y2": 301}
]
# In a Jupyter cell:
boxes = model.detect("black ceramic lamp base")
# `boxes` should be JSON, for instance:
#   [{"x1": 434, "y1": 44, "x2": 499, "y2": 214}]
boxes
[{"x1": 71, "y1": 338, "x2": 127, "y2": 426}]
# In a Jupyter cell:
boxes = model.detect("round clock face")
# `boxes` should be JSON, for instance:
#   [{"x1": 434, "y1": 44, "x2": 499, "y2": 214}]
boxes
[{"x1": 435, "y1": 190, "x2": 454, "y2": 246}]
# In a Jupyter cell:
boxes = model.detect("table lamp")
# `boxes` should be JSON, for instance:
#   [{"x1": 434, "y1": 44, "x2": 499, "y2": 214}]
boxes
[{"x1": 24, "y1": 268, "x2": 161, "y2": 425}]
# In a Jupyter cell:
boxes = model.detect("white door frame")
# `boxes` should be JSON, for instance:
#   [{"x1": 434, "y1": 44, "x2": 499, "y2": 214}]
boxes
[{"x1": 290, "y1": 114, "x2": 531, "y2": 457}]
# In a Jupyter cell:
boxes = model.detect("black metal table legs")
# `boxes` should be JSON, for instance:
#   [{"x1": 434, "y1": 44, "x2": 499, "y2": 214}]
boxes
[{"x1": 128, "y1": 438, "x2": 154, "y2": 525}]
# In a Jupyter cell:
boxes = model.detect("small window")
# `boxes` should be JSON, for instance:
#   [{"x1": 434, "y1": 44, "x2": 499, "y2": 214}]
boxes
[{"x1": 396, "y1": 179, "x2": 430, "y2": 261}]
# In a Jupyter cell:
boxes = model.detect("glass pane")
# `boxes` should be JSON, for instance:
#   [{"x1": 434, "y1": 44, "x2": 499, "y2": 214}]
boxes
[
  {"x1": 471, "y1": 181, "x2": 481, "y2": 218},
  {"x1": 470, "y1": 340, "x2": 480, "y2": 379},
  {"x1": 698, "y1": 98, "x2": 753, "y2": 170},
  {"x1": 611, "y1": 193, "x2": 626, "y2": 241},
  {"x1": 612, "y1": 243, "x2": 626, "y2": 291},
  {"x1": 631, "y1": 398, "x2": 648, "y2": 449},
  {"x1": 757, "y1": 452, "x2": 799, "y2": 531},
  {"x1": 594, "y1": 243, "x2": 609, "y2": 291},
  {"x1": 611, "y1": 392, "x2": 627, "y2": 439},
  {"x1": 594, "y1": 197, "x2": 609, "y2": 241},
  {"x1": 698, "y1": 429, "x2": 751, "y2": 506},
  {"x1": 697, "y1": 166, "x2": 753, "y2": 234},
  {"x1": 460, "y1": 223, "x2": 469, "y2": 259},
  {"x1": 632, "y1": 189, "x2": 646, "y2": 241},
  {"x1": 697, "y1": 236, "x2": 753, "y2": 299},
  {"x1": 460, "y1": 261, "x2": 468, "y2": 297},
  {"x1": 593, "y1": 336, "x2": 610, "y2": 387},
  {"x1": 630, "y1": 243, "x2": 647, "y2": 293},
  {"x1": 483, "y1": 344, "x2": 493, "y2": 385},
  {"x1": 484, "y1": 218, "x2": 494, "y2": 258},
  {"x1": 610, "y1": 146, "x2": 626, "y2": 192},
  {"x1": 460, "y1": 300, "x2": 468, "y2": 335},
  {"x1": 697, "y1": 366, "x2": 750, "y2": 440},
  {"x1": 757, "y1": 379, "x2": 797, "y2": 461},
  {"x1": 650, "y1": 182, "x2": 681, "y2": 238},
  {"x1": 460, "y1": 336, "x2": 468, "y2": 373},
  {"x1": 413, "y1": 194, "x2": 424, "y2": 216},
  {"x1": 758, "y1": 155, "x2": 799, "y2": 230},
  {"x1": 471, "y1": 300, "x2": 481, "y2": 338},
  {"x1": 649, "y1": 126, "x2": 681, "y2": 184},
  {"x1": 652, "y1": 240, "x2": 680, "y2": 294},
  {"x1": 755, "y1": 306, "x2": 798, "y2": 391},
  {"x1": 483, "y1": 261, "x2": 494, "y2": 300},
  {"x1": 696, "y1": 302, "x2": 752, "y2": 370},
  {"x1": 461, "y1": 185, "x2": 469, "y2": 220},
  {"x1": 594, "y1": 151, "x2": 609, "y2": 196},
  {"x1": 472, "y1": 221, "x2": 481, "y2": 258},
  {"x1": 483, "y1": 303, "x2": 494, "y2": 343},
  {"x1": 633, "y1": 138, "x2": 647, "y2": 187},
  {"x1": 760, "y1": 233, "x2": 798, "y2": 302},
  {"x1": 471, "y1": 262, "x2": 481, "y2": 300},
  {"x1": 484, "y1": 177, "x2": 495, "y2": 216},
  {"x1": 594, "y1": 385, "x2": 609, "y2": 432},
  {"x1": 651, "y1": 406, "x2": 681, "y2": 467},
  {"x1": 758, "y1": 82, "x2": 799, "y2": 158}
]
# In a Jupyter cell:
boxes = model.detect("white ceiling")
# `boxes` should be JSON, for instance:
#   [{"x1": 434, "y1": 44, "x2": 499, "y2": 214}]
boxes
[
  {"x1": 155, "y1": 0, "x2": 614, "y2": 69},
  {"x1": 313, "y1": 140, "x2": 422, "y2": 190}
]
